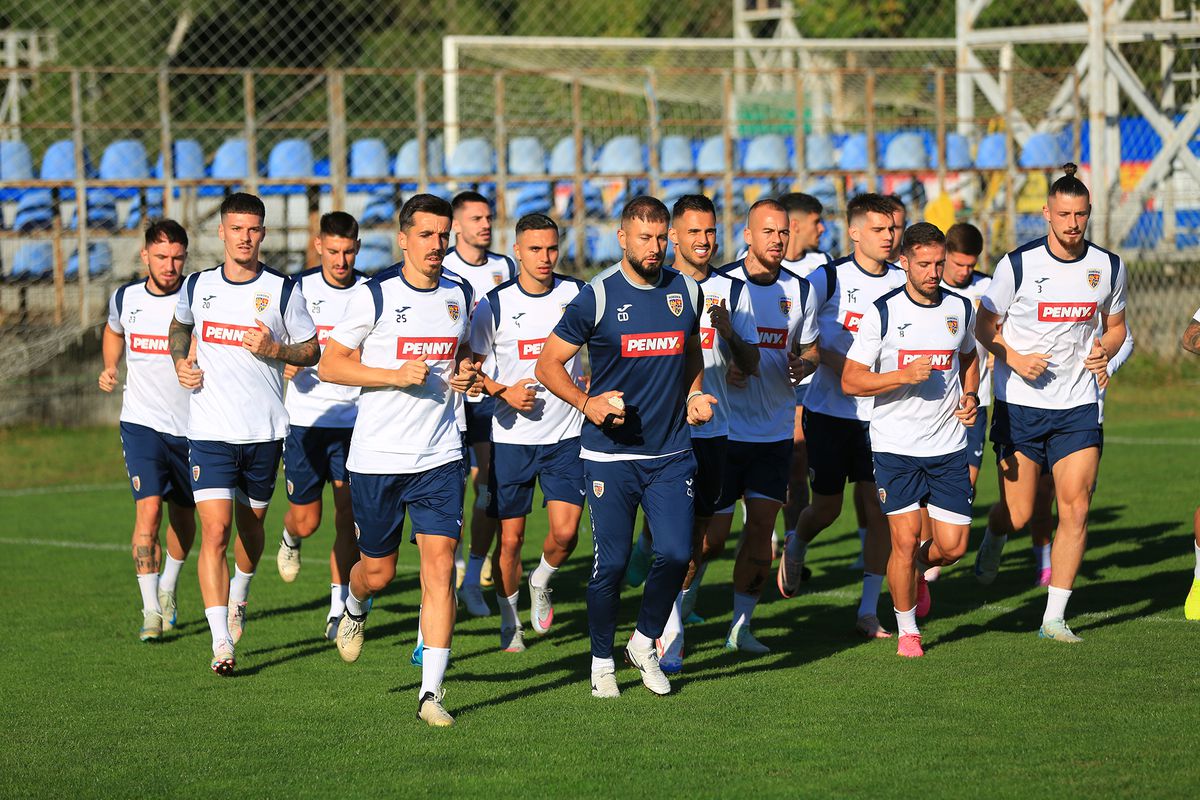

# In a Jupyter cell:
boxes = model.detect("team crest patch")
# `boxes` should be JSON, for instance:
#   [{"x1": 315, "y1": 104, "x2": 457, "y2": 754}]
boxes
[
  {"x1": 667, "y1": 293, "x2": 684, "y2": 317},
  {"x1": 878, "y1": 487, "x2": 887, "y2": 503},
  {"x1": 1087, "y1": 269, "x2": 1101, "y2": 289},
  {"x1": 492, "y1": 271, "x2": 504, "y2": 285},
  {"x1": 353, "y1": 522, "x2": 360, "y2": 541},
  {"x1": 779, "y1": 297, "x2": 793, "y2": 317},
  {"x1": 560, "y1": 303, "x2": 569, "y2": 315},
  {"x1": 192, "y1": 465, "x2": 201, "y2": 482},
  {"x1": 131, "y1": 476, "x2": 140, "y2": 492},
  {"x1": 446, "y1": 300, "x2": 461, "y2": 321},
  {"x1": 705, "y1": 294, "x2": 721, "y2": 311},
  {"x1": 592, "y1": 480, "x2": 605, "y2": 498},
  {"x1": 945, "y1": 315, "x2": 959, "y2": 335},
  {"x1": 286, "y1": 480, "x2": 294, "y2": 495},
  {"x1": 254, "y1": 292, "x2": 271, "y2": 313}
]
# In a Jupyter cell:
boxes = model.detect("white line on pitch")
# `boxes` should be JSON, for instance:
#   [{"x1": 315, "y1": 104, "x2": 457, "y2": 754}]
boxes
[
  {"x1": 0, "y1": 536, "x2": 127, "y2": 552},
  {"x1": 0, "y1": 482, "x2": 126, "y2": 498},
  {"x1": 1105, "y1": 436, "x2": 1200, "y2": 446}
]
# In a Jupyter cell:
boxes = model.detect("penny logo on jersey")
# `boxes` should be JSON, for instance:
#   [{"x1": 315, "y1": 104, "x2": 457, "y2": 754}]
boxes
[
  {"x1": 129, "y1": 334, "x2": 170, "y2": 355},
  {"x1": 899, "y1": 350, "x2": 954, "y2": 370},
  {"x1": 842, "y1": 311, "x2": 864, "y2": 332},
  {"x1": 396, "y1": 337, "x2": 458, "y2": 360},
  {"x1": 945, "y1": 315, "x2": 959, "y2": 335},
  {"x1": 1037, "y1": 302, "x2": 1097, "y2": 322},
  {"x1": 201, "y1": 321, "x2": 255, "y2": 345},
  {"x1": 445, "y1": 300, "x2": 461, "y2": 322},
  {"x1": 756, "y1": 327, "x2": 788, "y2": 350},
  {"x1": 621, "y1": 331, "x2": 685, "y2": 357},
  {"x1": 517, "y1": 338, "x2": 548, "y2": 359},
  {"x1": 315, "y1": 325, "x2": 335, "y2": 346},
  {"x1": 699, "y1": 327, "x2": 716, "y2": 350},
  {"x1": 254, "y1": 292, "x2": 270, "y2": 313},
  {"x1": 666, "y1": 293, "x2": 684, "y2": 317},
  {"x1": 1087, "y1": 269, "x2": 1101, "y2": 289}
]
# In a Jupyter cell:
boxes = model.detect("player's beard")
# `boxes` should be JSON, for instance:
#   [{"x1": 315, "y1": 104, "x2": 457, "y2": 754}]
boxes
[
  {"x1": 147, "y1": 272, "x2": 182, "y2": 294},
  {"x1": 911, "y1": 281, "x2": 941, "y2": 302},
  {"x1": 627, "y1": 252, "x2": 662, "y2": 282}
]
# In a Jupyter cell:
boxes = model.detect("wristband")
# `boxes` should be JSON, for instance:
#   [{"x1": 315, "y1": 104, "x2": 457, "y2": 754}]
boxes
[
  {"x1": 686, "y1": 390, "x2": 704, "y2": 404},
  {"x1": 963, "y1": 391, "x2": 979, "y2": 403}
]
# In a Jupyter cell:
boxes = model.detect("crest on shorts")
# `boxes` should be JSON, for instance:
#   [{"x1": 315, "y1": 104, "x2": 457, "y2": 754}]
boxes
[
  {"x1": 131, "y1": 475, "x2": 141, "y2": 492},
  {"x1": 592, "y1": 480, "x2": 605, "y2": 498},
  {"x1": 779, "y1": 297, "x2": 793, "y2": 317},
  {"x1": 878, "y1": 487, "x2": 887, "y2": 503},
  {"x1": 945, "y1": 315, "x2": 959, "y2": 335},
  {"x1": 353, "y1": 522, "x2": 361, "y2": 541},
  {"x1": 286, "y1": 480, "x2": 294, "y2": 495},
  {"x1": 254, "y1": 292, "x2": 271, "y2": 313},
  {"x1": 446, "y1": 299, "x2": 461, "y2": 321},
  {"x1": 705, "y1": 293, "x2": 721, "y2": 311},
  {"x1": 560, "y1": 303, "x2": 569, "y2": 315},
  {"x1": 1087, "y1": 269, "x2": 1101, "y2": 289},
  {"x1": 492, "y1": 271, "x2": 505, "y2": 285},
  {"x1": 192, "y1": 465, "x2": 201, "y2": 482},
  {"x1": 667, "y1": 293, "x2": 684, "y2": 317}
]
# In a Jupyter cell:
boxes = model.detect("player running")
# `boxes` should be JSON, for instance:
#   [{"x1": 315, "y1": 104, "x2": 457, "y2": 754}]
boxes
[
  {"x1": 169, "y1": 193, "x2": 319, "y2": 674},
  {"x1": 842, "y1": 223, "x2": 979, "y2": 657},
  {"x1": 443, "y1": 191, "x2": 518, "y2": 616},
  {"x1": 469, "y1": 213, "x2": 586, "y2": 653},
  {"x1": 319, "y1": 194, "x2": 480, "y2": 727},
  {"x1": 100, "y1": 219, "x2": 196, "y2": 641},
  {"x1": 537, "y1": 196, "x2": 714, "y2": 698},
  {"x1": 777, "y1": 193, "x2": 907, "y2": 638},
  {"x1": 972, "y1": 164, "x2": 1128, "y2": 642},
  {"x1": 275, "y1": 211, "x2": 367, "y2": 640}
]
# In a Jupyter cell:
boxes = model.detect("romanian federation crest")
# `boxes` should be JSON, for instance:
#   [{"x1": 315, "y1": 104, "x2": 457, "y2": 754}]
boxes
[
  {"x1": 446, "y1": 299, "x2": 461, "y2": 321},
  {"x1": 945, "y1": 315, "x2": 960, "y2": 335},
  {"x1": 131, "y1": 476, "x2": 141, "y2": 492},
  {"x1": 704, "y1": 294, "x2": 721, "y2": 311},
  {"x1": 779, "y1": 297, "x2": 793, "y2": 317},
  {"x1": 878, "y1": 487, "x2": 887, "y2": 503},
  {"x1": 492, "y1": 271, "x2": 505, "y2": 285},
  {"x1": 1087, "y1": 269, "x2": 1101, "y2": 289},
  {"x1": 254, "y1": 293, "x2": 271, "y2": 313},
  {"x1": 592, "y1": 480, "x2": 605, "y2": 498},
  {"x1": 666, "y1": 293, "x2": 684, "y2": 317},
  {"x1": 192, "y1": 465, "x2": 201, "y2": 482}
]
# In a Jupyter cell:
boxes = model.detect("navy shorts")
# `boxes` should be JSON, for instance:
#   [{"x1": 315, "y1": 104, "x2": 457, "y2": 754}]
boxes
[
  {"x1": 990, "y1": 400, "x2": 1103, "y2": 471},
  {"x1": 691, "y1": 435, "x2": 728, "y2": 517},
  {"x1": 464, "y1": 396, "x2": 495, "y2": 447},
  {"x1": 487, "y1": 437, "x2": 585, "y2": 519},
  {"x1": 718, "y1": 438, "x2": 791, "y2": 507},
  {"x1": 584, "y1": 450, "x2": 697, "y2": 550},
  {"x1": 966, "y1": 405, "x2": 989, "y2": 470},
  {"x1": 803, "y1": 409, "x2": 875, "y2": 495},
  {"x1": 283, "y1": 425, "x2": 351, "y2": 504},
  {"x1": 188, "y1": 439, "x2": 282, "y2": 508},
  {"x1": 120, "y1": 422, "x2": 194, "y2": 507},
  {"x1": 349, "y1": 459, "x2": 467, "y2": 557},
  {"x1": 873, "y1": 449, "x2": 974, "y2": 525}
]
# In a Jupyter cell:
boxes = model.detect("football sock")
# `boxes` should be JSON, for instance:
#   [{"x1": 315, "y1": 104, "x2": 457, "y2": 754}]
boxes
[
  {"x1": 629, "y1": 629, "x2": 654, "y2": 651},
  {"x1": 1034, "y1": 543, "x2": 1051, "y2": 571},
  {"x1": 785, "y1": 534, "x2": 809, "y2": 563},
  {"x1": 229, "y1": 567, "x2": 254, "y2": 605},
  {"x1": 498, "y1": 590, "x2": 520, "y2": 629},
  {"x1": 159, "y1": 555, "x2": 185, "y2": 593},
  {"x1": 983, "y1": 526, "x2": 1008, "y2": 552},
  {"x1": 1043, "y1": 585, "x2": 1072, "y2": 624},
  {"x1": 346, "y1": 591, "x2": 369, "y2": 619},
  {"x1": 464, "y1": 553, "x2": 485, "y2": 588},
  {"x1": 205, "y1": 605, "x2": 232, "y2": 649},
  {"x1": 137, "y1": 573, "x2": 160, "y2": 613},
  {"x1": 894, "y1": 605, "x2": 920, "y2": 636},
  {"x1": 281, "y1": 529, "x2": 300, "y2": 548},
  {"x1": 330, "y1": 583, "x2": 348, "y2": 618},
  {"x1": 419, "y1": 647, "x2": 450, "y2": 698},
  {"x1": 731, "y1": 591, "x2": 758, "y2": 629},
  {"x1": 858, "y1": 572, "x2": 885, "y2": 618},
  {"x1": 530, "y1": 554, "x2": 558, "y2": 589},
  {"x1": 591, "y1": 656, "x2": 615, "y2": 675},
  {"x1": 1193, "y1": 543, "x2": 1200, "y2": 579}
]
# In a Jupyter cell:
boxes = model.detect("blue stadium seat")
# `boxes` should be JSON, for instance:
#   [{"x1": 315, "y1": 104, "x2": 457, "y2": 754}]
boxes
[
  {"x1": 447, "y1": 138, "x2": 495, "y2": 178},
  {"x1": 13, "y1": 190, "x2": 55, "y2": 232},
  {"x1": 660, "y1": 135, "x2": 694, "y2": 175},
  {"x1": 359, "y1": 190, "x2": 397, "y2": 226},
  {"x1": 168, "y1": 139, "x2": 207, "y2": 179},
  {"x1": 0, "y1": 140, "x2": 34, "y2": 202},
  {"x1": 70, "y1": 192, "x2": 118, "y2": 231},
  {"x1": 10, "y1": 242, "x2": 54, "y2": 280},
  {"x1": 975, "y1": 133, "x2": 1007, "y2": 169},
  {"x1": 99, "y1": 140, "x2": 150, "y2": 198},
  {"x1": 1019, "y1": 132, "x2": 1067, "y2": 169},
  {"x1": 1122, "y1": 210, "x2": 1162, "y2": 250},
  {"x1": 40, "y1": 140, "x2": 91, "y2": 201},
  {"x1": 509, "y1": 136, "x2": 546, "y2": 175},
  {"x1": 804, "y1": 176, "x2": 837, "y2": 210},
  {"x1": 506, "y1": 136, "x2": 552, "y2": 217},
  {"x1": 697, "y1": 135, "x2": 744, "y2": 214},
  {"x1": 211, "y1": 138, "x2": 251, "y2": 179},
  {"x1": 838, "y1": 133, "x2": 869, "y2": 171},
  {"x1": 883, "y1": 132, "x2": 929, "y2": 171},
  {"x1": 551, "y1": 136, "x2": 602, "y2": 219},
  {"x1": 66, "y1": 241, "x2": 113, "y2": 278},
  {"x1": 394, "y1": 138, "x2": 446, "y2": 192},
  {"x1": 594, "y1": 135, "x2": 646, "y2": 217},
  {"x1": 741, "y1": 134, "x2": 791, "y2": 203},
  {"x1": 348, "y1": 138, "x2": 390, "y2": 191},
  {"x1": 1015, "y1": 213, "x2": 1045, "y2": 242},
  {"x1": 589, "y1": 227, "x2": 625, "y2": 265},
  {"x1": 125, "y1": 188, "x2": 164, "y2": 229},
  {"x1": 805, "y1": 134, "x2": 837, "y2": 171},
  {"x1": 355, "y1": 232, "x2": 395, "y2": 273},
  {"x1": 264, "y1": 138, "x2": 314, "y2": 196},
  {"x1": 931, "y1": 133, "x2": 973, "y2": 170}
]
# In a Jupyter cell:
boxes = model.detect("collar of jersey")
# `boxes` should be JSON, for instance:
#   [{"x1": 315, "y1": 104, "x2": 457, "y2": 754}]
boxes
[
  {"x1": 849, "y1": 254, "x2": 891, "y2": 278},
  {"x1": 312, "y1": 267, "x2": 359, "y2": 291},
  {"x1": 902, "y1": 284, "x2": 944, "y2": 308},
  {"x1": 615, "y1": 263, "x2": 665, "y2": 291},
  {"x1": 739, "y1": 258, "x2": 782, "y2": 287},
  {"x1": 448, "y1": 246, "x2": 491, "y2": 268},
  {"x1": 1040, "y1": 236, "x2": 1091, "y2": 265},
  {"x1": 217, "y1": 263, "x2": 265, "y2": 286},
  {"x1": 399, "y1": 268, "x2": 442, "y2": 293},
  {"x1": 514, "y1": 275, "x2": 555, "y2": 298}
]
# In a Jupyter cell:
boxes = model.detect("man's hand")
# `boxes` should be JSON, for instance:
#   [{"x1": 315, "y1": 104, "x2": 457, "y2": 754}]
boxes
[
  {"x1": 449, "y1": 357, "x2": 481, "y2": 394},
  {"x1": 582, "y1": 390, "x2": 625, "y2": 428},
  {"x1": 708, "y1": 298, "x2": 734, "y2": 340},
  {"x1": 900, "y1": 355, "x2": 933, "y2": 385},
  {"x1": 1011, "y1": 350, "x2": 1051, "y2": 382},
  {"x1": 498, "y1": 378, "x2": 537, "y2": 412},
  {"x1": 954, "y1": 394, "x2": 979, "y2": 427},
  {"x1": 727, "y1": 363, "x2": 748, "y2": 389},
  {"x1": 1084, "y1": 338, "x2": 1109, "y2": 388},
  {"x1": 393, "y1": 354, "x2": 430, "y2": 388},
  {"x1": 98, "y1": 367, "x2": 119, "y2": 393},
  {"x1": 241, "y1": 320, "x2": 278, "y2": 359},
  {"x1": 175, "y1": 357, "x2": 203, "y2": 390},
  {"x1": 787, "y1": 351, "x2": 814, "y2": 386},
  {"x1": 283, "y1": 364, "x2": 299, "y2": 381},
  {"x1": 686, "y1": 392, "x2": 717, "y2": 425}
]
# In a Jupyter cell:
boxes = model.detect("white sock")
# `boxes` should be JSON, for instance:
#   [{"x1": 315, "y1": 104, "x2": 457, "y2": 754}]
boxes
[
  {"x1": 894, "y1": 605, "x2": 920, "y2": 636},
  {"x1": 228, "y1": 567, "x2": 254, "y2": 605},
  {"x1": 591, "y1": 655, "x2": 615, "y2": 675},
  {"x1": 680, "y1": 561, "x2": 707, "y2": 619},
  {"x1": 415, "y1": 609, "x2": 424, "y2": 649},
  {"x1": 731, "y1": 591, "x2": 758, "y2": 629},
  {"x1": 786, "y1": 535, "x2": 809, "y2": 563},
  {"x1": 282, "y1": 528, "x2": 300, "y2": 548},
  {"x1": 498, "y1": 590, "x2": 520, "y2": 629},
  {"x1": 137, "y1": 573, "x2": 160, "y2": 613},
  {"x1": 205, "y1": 605, "x2": 232, "y2": 650},
  {"x1": 346, "y1": 590, "x2": 369, "y2": 618},
  {"x1": 1034, "y1": 543, "x2": 1052, "y2": 571},
  {"x1": 419, "y1": 646, "x2": 450, "y2": 698},
  {"x1": 1193, "y1": 543, "x2": 1200, "y2": 579},
  {"x1": 464, "y1": 553, "x2": 485, "y2": 588},
  {"x1": 330, "y1": 584, "x2": 348, "y2": 618},
  {"x1": 159, "y1": 554, "x2": 185, "y2": 593},
  {"x1": 858, "y1": 572, "x2": 885, "y2": 618},
  {"x1": 635, "y1": 531, "x2": 653, "y2": 556},
  {"x1": 1043, "y1": 585, "x2": 1072, "y2": 624},
  {"x1": 530, "y1": 554, "x2": 558, "y2": 589},
  {"x1": 771, "y1": 530, "x2": 780, "y2": 549},
  {"x1": 663, "y1": 593, "x2": 684, "y2": 640},
  {"x1": 629, "y1": 629, "x2": 654, "y2": 650}
]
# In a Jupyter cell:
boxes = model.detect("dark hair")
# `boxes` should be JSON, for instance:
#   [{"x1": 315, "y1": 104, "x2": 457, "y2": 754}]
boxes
[
  {"x1": 451, "y1": 190, "x2": 491, "y2": 213},
  {"x1": 144, "y1": 218, "x2": 188, "y2": 249},
  {"x1": 620, "y1": 195, "x2": 669, "y2": 227},
  {"x1": 319, "y1": 211, "x2": 359, "y2": 240},
  {"x1": 777, "y1": 192, "x2": 823, "y2": 217},
  {"x1": 883, "y1": 194, "x2": 906, "y2": 214},
  {"x1": 1049, "y1": 162, "x2": 1090, "y2": 199},
  {"x1": 219, "y1": 192, "x2": 265, "y2": 220},
  {"x1": 945, "y1": 222, "x2": 983, "y2": 257},
  {"x1": 515, "y1": 213, "x2": 558, "y2": 237},
  {"x1": 901, "y1": 221, "x2": 946, "y2": 255},
  {"x1": 846, "y1": 192, "x2": 896, "y2": 226},
  {"x1": 671, "y1": 194, "x2": 716, "y2": 222},
  {"x1": 746, "y1": 197, "x2": 786, "y2": 222},
  {"x1": 398, "y1": 193, "x2": 454, "y2": 231}
]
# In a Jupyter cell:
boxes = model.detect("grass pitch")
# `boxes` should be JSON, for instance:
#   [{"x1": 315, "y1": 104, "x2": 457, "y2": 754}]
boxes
[{"x1": 2, "y1": 374, "x2": 1199, "y2": 798}]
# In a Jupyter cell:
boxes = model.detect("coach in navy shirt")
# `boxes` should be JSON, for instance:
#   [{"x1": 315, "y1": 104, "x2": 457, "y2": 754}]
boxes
[{"x1": 537, "y1": 196, "x2": 714, "y2": 699}]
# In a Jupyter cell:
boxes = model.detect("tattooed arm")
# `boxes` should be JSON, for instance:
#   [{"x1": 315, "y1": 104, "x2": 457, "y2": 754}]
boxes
[
  {"x1": 169, "y1": 316, "x2": 203, "y2": 389},
  {"x1": 1183, "y1": 319, "x2": 1200, "y2": 356}
]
